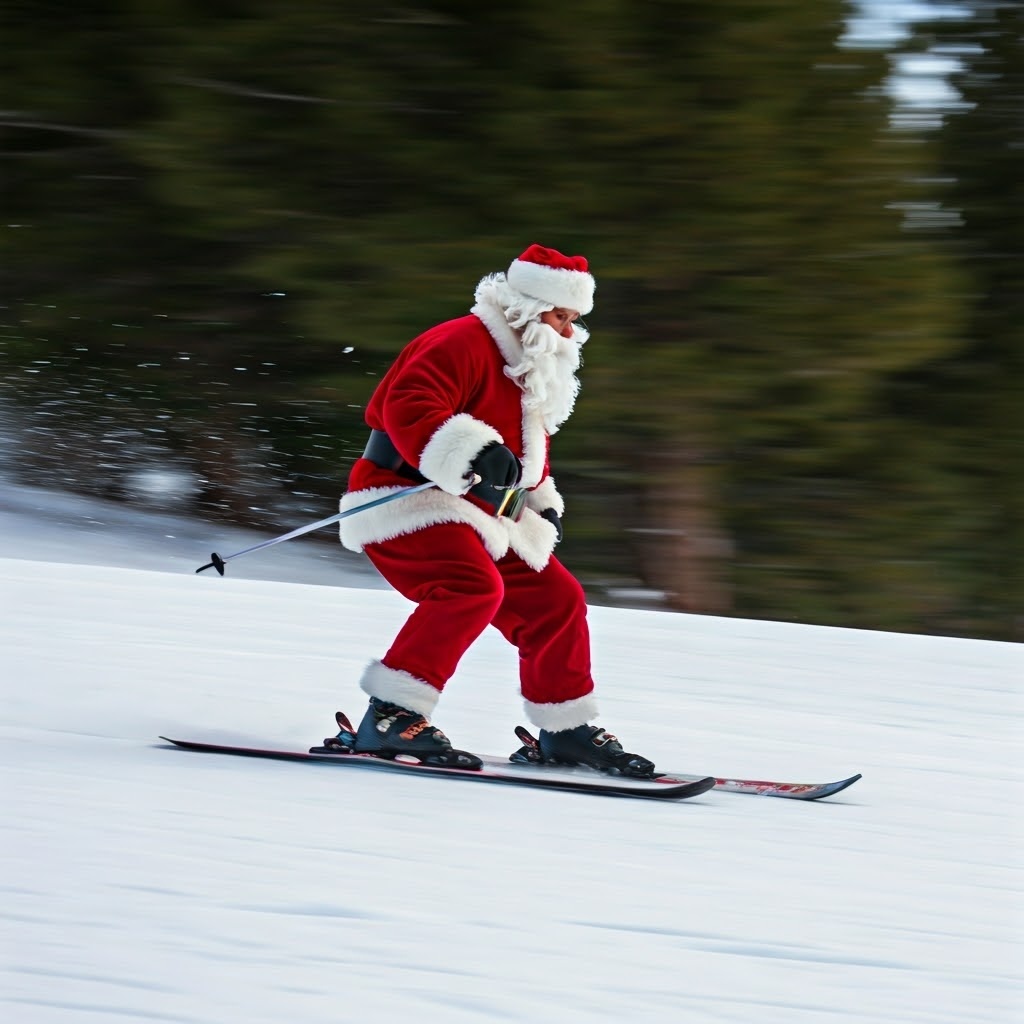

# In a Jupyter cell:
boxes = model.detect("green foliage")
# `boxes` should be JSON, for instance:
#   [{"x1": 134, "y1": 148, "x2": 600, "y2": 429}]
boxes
[
  {"x1": 888, "y1": 1, "x2": 1024, "y2": 638},
  {"x1": 0, "y1": 0, "x2": 1016, "y2": 637}
]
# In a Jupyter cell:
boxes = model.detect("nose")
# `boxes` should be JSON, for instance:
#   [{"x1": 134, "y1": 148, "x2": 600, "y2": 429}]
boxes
[{"x1": 560, "y1": 321, "x2": 574, "y2": 339}]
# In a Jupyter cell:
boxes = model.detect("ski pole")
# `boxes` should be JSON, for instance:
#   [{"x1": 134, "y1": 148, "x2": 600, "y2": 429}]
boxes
[{"x1": 195, "y1": 480, "x2": 438, "y2": 576}]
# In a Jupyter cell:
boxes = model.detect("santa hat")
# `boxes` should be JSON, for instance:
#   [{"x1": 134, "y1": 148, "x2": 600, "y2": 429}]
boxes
[{"x1": 506, "y1": 244, "x2": 595, "y2": 315}]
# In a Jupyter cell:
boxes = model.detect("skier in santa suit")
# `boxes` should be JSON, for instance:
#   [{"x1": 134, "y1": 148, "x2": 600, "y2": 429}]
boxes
[{"x1": 337, "y1": 244, "x2": 655, "y2": 776}]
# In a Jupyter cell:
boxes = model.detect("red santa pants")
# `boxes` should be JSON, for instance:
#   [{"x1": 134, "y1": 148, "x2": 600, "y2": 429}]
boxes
[{"x1": 363, "y1": 522, "x2": 595, "y2": 706}]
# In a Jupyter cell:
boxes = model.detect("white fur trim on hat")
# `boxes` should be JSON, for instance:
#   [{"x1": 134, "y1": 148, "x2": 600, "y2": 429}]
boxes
[
  {"x1": 359, "y1": 660, "x2": 441, "y2": 717},
  {"x1": 507, "y1": 247, "x2": 595, "y2": 315}
]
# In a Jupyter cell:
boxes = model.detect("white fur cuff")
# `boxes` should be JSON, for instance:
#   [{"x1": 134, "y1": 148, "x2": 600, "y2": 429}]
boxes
[
  {"x1": 522, "y1": 692, "x2": 599, "y2": 731},
  {"x1": 359, "y1": 660, "x2": 441, "y2": 717},
  {"x1": 419, "y1": 413, "x2": 503, "y2": 495}
]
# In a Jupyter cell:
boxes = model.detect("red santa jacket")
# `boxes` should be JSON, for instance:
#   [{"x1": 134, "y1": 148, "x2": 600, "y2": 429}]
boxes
[{"x1": 338, "y1": 297, "x2": 565, "y2": 571}]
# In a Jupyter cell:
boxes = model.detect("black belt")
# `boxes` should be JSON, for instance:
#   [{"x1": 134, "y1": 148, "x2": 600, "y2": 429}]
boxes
[
  {"x1": 362, "y1": 429, "x2": 428, "y2": 484},
  {"x1": 361, "y1": 428, "x2": 527, "y2": 520}
]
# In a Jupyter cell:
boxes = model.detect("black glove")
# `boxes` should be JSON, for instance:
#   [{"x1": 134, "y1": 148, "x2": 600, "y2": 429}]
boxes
[
  {"x1": 469, "y1": 442, "x2": 521, "y2": 489},
  {"x1": 540, "y1": 507, "x2": 563, "y2": 543}
]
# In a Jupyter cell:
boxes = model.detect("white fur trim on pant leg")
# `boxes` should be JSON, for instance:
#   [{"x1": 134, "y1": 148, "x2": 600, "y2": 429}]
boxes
[
  {"x1": 359, "y1": 660, "x2": 441, "y2": 717},
  {"x1": 523, "y1": 692, "x2": 599, "y2": 732},
  {"x1": 419, "y1": 413, "x2": 502, "y2": 495}
]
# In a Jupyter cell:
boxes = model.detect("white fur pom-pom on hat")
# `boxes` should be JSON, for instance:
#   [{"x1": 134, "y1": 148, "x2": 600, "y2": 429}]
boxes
[{"x1": 506, "y1": 244, "x2": 595, "y2": 315}]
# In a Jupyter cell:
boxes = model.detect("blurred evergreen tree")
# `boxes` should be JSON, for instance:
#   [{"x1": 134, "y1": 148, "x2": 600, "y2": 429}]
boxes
[
  {"x1": 2, "y1": 0, "x2": 1010, "y2": 636},
  {"x1": 889, "y1": 1, "x2": 1023, "y2": 639}
]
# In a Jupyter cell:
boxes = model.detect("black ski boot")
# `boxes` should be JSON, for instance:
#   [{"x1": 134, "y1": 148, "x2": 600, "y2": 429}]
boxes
[
  {"x1": 351, "y1": 698, "x2": 482, "y2": 770},
  {"x1": 534, "y1": 724, "x2": 656, "y2": 778}
]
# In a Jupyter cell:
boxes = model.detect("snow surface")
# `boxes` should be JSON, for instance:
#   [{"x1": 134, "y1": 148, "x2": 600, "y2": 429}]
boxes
[{"x1": 1, "y1": 482, "x2": 1021, "y2": 1023}]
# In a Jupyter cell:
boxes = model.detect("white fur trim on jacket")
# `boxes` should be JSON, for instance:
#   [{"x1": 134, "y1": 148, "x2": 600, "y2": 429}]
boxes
[
  {"x1": 522, "y1": 692, "x2": 599, "y2": 731},
  {"x1": 526, "y1": 475, "x2": 564, "y2": 517},
  {"x1": 418, "y1": 413, "x2": 502, "y2": 495},
  {"x1": 517, "y1": 407, "x2": 547, "y2": 489},
  {"x1": 338, "y1": 486, "x2": 559, "y2": 572},
  {"x1": 359, "y1": 659, "x2": 440, "y2": 717},
  {"x1": 470, "y1": 296, "x2": 550, "y2": 487}
]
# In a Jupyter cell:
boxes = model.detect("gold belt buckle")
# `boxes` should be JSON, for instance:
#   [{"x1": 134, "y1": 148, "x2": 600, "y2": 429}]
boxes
[{"x1": 496, "y1": 487, "x2": 527, "y2": 522}]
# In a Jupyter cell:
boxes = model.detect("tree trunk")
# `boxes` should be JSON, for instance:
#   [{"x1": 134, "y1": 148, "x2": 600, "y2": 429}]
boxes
[{"x1": 636, "y1": 446, "x2": 734, "y2": 614}]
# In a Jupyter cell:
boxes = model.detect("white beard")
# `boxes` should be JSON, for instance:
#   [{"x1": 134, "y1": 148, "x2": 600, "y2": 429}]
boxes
[
  {"x1": 470, "y1": 272, "x2": 589, "y2": 435},
  {"x1": 505, "y1": 318, "x2": 588, "y2": 434}
]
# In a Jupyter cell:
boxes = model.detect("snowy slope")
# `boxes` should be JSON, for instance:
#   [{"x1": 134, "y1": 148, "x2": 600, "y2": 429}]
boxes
[{"x1": 1, "y1": 496, "x2": 1021, "y2": 1023}]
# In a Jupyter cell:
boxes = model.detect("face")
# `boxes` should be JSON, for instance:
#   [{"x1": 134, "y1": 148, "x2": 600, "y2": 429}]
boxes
[{"x1": 540, "y1": 307, "x2": 581, "y2": 339}]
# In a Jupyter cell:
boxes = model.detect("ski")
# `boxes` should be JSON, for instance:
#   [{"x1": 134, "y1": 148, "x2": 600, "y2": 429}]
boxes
[
  {"x1": 708, "y1": 773, "x2": 862, "y2": 799},
  {"x1": 158, "y1": 735, "x2": 717, "y2": 802},
  {"x1": 509, "y1": 726, "x2": 861, "y2": 801},
  {"x1": 159, "y1": 726, "x2": 860, "y2": 802}
]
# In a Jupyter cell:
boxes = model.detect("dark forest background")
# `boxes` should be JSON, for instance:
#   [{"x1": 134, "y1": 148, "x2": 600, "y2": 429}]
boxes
[{"x1": 2, "y1": 1, "x2": 1021, "y2": 640}]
